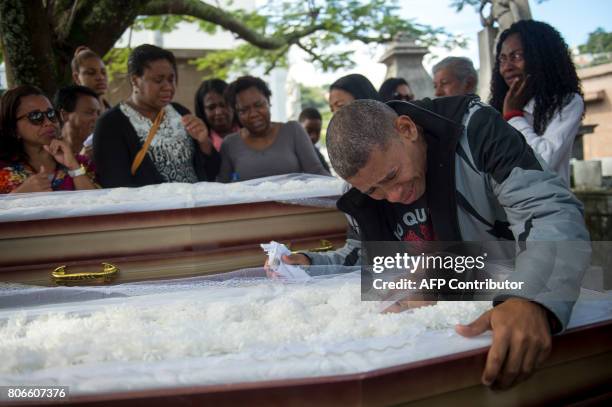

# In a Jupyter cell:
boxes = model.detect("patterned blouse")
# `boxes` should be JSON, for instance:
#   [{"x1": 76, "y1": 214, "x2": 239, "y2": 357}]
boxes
[
  {"x1": 119, "y1": 103, "x2": 198, "y2": 183},
  {"x1": 0, "y1": 155, "x2": 95, "y2": 194}
]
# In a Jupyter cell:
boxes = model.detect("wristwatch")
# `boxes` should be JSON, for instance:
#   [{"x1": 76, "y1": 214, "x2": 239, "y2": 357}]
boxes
[{"x1": 68, "y1": 165, "x2": 87, "y2": 178}]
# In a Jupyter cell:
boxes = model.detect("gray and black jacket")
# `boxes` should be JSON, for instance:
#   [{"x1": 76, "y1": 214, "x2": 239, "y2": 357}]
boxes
[{"x1": 305, "y1": 95, "x2": 590, "y2": 332}]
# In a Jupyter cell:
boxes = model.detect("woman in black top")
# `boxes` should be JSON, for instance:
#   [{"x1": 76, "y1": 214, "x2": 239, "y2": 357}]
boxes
[
  {"x1": 93, "y1": 44, "x2": 220, "y2": 188},
  {"x1": 194, "y1": 78, "x2": 239, "y2": 152},
  {"x1": 328, "y1": 74, "x2": 380, "y2": 113}
]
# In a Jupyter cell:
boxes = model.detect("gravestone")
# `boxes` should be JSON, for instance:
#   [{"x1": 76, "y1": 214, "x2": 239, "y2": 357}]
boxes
[{"x1": 379, "y1": 32, "x2": 434, "y2": 99}]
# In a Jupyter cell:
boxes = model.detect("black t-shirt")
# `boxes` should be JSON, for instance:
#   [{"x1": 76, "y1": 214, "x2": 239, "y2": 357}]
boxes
[{"x1": 391, "y1": 194, "x2": 435, "y2": 242}]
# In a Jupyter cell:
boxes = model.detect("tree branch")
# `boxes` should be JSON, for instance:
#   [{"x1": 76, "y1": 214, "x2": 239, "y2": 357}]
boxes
[
  {"x1": 57, "y1": 0, "x2": 79, "y2": 42},
  {"x1": 263, "y1": 44, "x2": 289, "y2": 75},
  {"x1": 340, "y1": 33, "x2": 394, "y2": 44},
  {"x1": 141, "y1": 0, "x2": 324, "y2": 50},
  {"x1": 65, "y1": 0, "x2": 149, "y2": 56},
  {"x1": 296, "y1": 41, "x2": 325, "y2": 65}
]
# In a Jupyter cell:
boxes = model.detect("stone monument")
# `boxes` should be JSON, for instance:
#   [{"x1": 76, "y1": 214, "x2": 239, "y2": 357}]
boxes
[{"x1": 379, "y1": 32, "x2": 434, "y2": 99}]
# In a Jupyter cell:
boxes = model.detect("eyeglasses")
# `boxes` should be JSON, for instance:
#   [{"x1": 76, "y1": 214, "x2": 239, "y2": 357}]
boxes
[
  {"x1": 17, "y1": 108, "x2": 59, "y2": 126},
  {"x1": 498, "y1": 51, "x2": 524, "y2": 66},
  {"x1": 392, "y1": 92, "x2": 414, "y2": 101}
]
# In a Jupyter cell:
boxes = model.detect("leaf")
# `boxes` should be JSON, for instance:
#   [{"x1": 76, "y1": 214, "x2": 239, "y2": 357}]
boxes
[
  {"x1": 102, "y1": 47, "x2": 131, "y2": 82},
  {"x1": 187, "y1": 0, "x2": 462, "y2": 76}
]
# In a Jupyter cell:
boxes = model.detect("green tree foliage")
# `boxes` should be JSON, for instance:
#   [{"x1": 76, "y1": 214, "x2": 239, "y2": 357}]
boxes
[
  {"x1": 578, "y1": 27, "x2": 612, "y2": 66},
  {"x1": 103, "y1": 48, "x2": 131, "y2": 82},
  {"x1": 192, "y1": 0, "x2": 464, "y2": 77},
  {"x1": 0, "y1": 0, "x2": 462, "y2": 95},
  {"x1": 300, "y1": 84, "x2": 329, "y2": 112}
]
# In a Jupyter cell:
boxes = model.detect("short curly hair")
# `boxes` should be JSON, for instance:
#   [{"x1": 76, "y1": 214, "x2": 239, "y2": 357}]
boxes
[
  {"x1": 225, "y1": 75, "x2": 272, "y2": 109},
  {"x1": 326, "y1": 99, "x2": 397, "y2": 179}
]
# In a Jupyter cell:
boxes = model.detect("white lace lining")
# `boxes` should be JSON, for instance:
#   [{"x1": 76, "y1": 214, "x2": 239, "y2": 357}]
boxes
[{"x1": 1, "y1": 270, "x2": 610, "y2": 395}]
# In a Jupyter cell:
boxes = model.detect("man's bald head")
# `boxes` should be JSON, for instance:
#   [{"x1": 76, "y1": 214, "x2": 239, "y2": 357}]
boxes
[{"x1": 326, "y1": 99, "x2": 399, "y2": 179}]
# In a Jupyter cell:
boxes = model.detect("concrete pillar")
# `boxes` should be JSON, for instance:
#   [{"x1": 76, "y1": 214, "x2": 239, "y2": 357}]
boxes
[
  {"x1": 150, "y1": 30, "x2": 164, "y2": 48},
  {"x1": 477, "y1": 26, "x2": 498, "y2": 101},
  {"x1": 267, "y1": 68, "x2": 288, "y2": 122},
  {"x1": 379, "y1": 32, "x2": 434, "y2": 99}
]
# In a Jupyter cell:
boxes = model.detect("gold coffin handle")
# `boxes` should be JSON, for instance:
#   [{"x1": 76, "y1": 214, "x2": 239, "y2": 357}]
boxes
[
  {"x1": 290, "y1": 239, "x2": 334, "y2": 254},
  {"x1": 51, "y1": 263, "x2": 119, "y2": 284}
]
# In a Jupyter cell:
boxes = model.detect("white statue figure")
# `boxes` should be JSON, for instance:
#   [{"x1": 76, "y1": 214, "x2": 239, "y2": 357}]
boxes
[{"x1": 480, "y1": 0, "x2": 532, "y2": 31}]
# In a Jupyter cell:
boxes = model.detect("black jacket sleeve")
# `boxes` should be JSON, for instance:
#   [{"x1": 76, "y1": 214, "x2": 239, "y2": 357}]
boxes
[{"x1": 93, "y1": 107, "x2": 164, "y2": 188}]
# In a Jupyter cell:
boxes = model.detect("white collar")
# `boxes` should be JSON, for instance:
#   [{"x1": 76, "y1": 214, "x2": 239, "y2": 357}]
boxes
[{"x1": 523, "y1": 98, "x2": 535, "y2": 114}]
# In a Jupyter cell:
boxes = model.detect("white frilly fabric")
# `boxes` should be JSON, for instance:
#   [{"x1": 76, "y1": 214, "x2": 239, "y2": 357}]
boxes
[
  {"x1": 0, "y1": 174, "x2": 344, "y2": 222},
  {"x1": 0, "y1": 269, "x2": 611, "y2": 395}
]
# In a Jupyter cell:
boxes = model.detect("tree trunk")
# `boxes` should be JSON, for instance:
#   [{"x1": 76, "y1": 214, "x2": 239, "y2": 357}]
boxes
[
  {"x1": 0, "y1": 0, "x2": 143, "y2": 96},
  {"x1": 0, "y1": 0, "x2": 62, "y2": 95}
]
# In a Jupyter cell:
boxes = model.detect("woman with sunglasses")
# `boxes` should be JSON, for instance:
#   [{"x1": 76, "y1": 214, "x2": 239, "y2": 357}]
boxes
[
  {"x1": 93, "y1": 44, "x2": 220, "y2": 188},
  {"x1": 0, "y1": 85, "x2": 97, "y2": 194},
  {"x1": 378, "y1": 77, "x2": 414, "y2": 102},
  {"x1": 490, "y1": 20, "x2": 583, "y2": 186},
  {"x1": 218, "y1": 75, "x2": 329, "y2": 182}
]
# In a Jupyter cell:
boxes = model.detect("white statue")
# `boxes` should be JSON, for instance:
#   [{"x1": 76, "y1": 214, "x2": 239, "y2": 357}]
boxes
[{"x1": 480, "y1": 0, "x2": 532, "y2": 31}]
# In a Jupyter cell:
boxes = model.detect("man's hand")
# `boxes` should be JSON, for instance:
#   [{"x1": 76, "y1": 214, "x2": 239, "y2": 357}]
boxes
[
  {"x1": 456, "y1": 298, "x2": 552, "y2": 389},
  {"x1": 503, "y1": 75, "x2": 531, "y2": 115},
  {"x1": 264, "y1": 253, "x2": 311, "y2": 279}
]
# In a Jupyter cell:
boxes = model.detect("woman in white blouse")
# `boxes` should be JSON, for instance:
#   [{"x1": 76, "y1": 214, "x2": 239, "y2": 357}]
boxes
[
  {"x1": 490, "y1": 20, "x2": 583, "y2": 186},
  {"x1": 93, "y1": 45, "x2": 220, "y2": 188}
]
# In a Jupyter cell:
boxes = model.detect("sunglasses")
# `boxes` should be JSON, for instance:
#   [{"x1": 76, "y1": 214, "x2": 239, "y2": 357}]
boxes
[
  {"x1": 392, "y1": 92, "x2": 414, "y2": 101},
  {"x1": 17, "y1": 108, "x2": 59, "y2": 126}
]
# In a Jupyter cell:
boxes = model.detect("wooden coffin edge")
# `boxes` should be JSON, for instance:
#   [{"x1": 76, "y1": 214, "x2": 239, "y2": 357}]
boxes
[
  {"x1": 0, "y1": 233, "x2": 348, "y2": 285},
  {"x1": 0, "y1": 200, "x2": 342, "y2": 239},
  {"x1": 0, "y1": 200, "x2": 349, "y2": 285},
  {"x1": 7, "y1": 319, "x2": 612, "y2": 407}
]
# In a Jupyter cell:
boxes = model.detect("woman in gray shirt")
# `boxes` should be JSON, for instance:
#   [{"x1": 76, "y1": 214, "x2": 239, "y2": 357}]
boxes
[{"x1": 218, "y1": 76, "x2": 330, "y2": 182}]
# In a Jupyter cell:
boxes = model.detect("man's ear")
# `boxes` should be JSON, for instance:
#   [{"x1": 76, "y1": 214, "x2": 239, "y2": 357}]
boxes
[
  {"x1": 465, "y1": 77, "x2": 477, "y2": 94},
  {"x1": 72, "y1": 72, "x2": 80, "y2": 85},
  {"x1": 394, "y1": 115, "x2": 418, "y2": 142}
]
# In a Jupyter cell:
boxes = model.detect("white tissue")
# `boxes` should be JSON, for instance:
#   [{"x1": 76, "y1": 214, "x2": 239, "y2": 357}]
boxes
[{"x1": 261, "y1": 241, "x2": 311, "y2": 281}]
